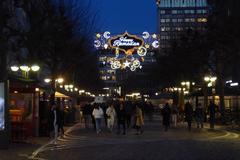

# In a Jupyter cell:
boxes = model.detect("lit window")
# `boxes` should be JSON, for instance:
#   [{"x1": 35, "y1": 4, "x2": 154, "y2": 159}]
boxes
[
  {"x1": 165, "y1": 19, "x2": 170, "y2": 23},
  {"x1": 197, "y1": 18, "x2": 207, "y2": 22},
  {"x1": 172, "y1": 10, "x2": 178, "y2": 14},
  {"x1": 160, "y1": 10, "x2": 165, "y2": 14}
]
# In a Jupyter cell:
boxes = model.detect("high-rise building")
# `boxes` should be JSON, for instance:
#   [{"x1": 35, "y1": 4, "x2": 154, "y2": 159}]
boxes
[{"x1": 156, "y1": 0, "x2": 209, "y2": 50}]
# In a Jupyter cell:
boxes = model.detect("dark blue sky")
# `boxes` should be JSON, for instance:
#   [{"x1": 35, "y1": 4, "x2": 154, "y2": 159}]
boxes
[{"x1": 92, "y1": 0, "x2": 157, "y2": 34}]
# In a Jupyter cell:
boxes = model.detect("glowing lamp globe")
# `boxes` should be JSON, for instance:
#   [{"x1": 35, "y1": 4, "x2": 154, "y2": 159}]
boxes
[
  {"x1": 31, "y1": 65, "x2": 40, "y2": 72},
  {"x1": 20, "y1": 65, "x2": 30, "y2": 72},
  {"x1": 11, "y1": 66, "x2": 19, "y2": 72}
]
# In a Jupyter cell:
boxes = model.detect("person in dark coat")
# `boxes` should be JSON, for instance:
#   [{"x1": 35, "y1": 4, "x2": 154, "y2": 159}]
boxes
[
  {"x1": 162, "y1": 103, "x2": 171, "y2": 131},
  {"x1": 58, "y1": 103, "x2": 65, "y2": 136},
  {"x1": 50, "y1": 104, "x2": 60, "y2": 144},
  {"x1": 125, "y1": 101, "x2": 133, "y2": 128},
  {"x1": 208, "y1": 101, "x2": 218, "y2": 129},
  {"x1": 117, "y1": 103, "x2": 126, "y2": 135},
  {"x1": 195, "y1": 103, "x2": 204, "y2": 128},
  {"x1": 185, "y1": 102, "x2": 193, "y2": 131}
]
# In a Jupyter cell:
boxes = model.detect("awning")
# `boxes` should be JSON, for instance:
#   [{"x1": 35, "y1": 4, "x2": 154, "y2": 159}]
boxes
[{"x1": 55, "y1": 91, "x2": 69, "y2": 98}]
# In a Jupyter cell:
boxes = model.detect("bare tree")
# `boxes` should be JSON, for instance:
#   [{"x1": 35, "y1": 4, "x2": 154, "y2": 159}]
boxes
[{"x1": 23, "y1": 0, "x2": 101, "y2": 103}]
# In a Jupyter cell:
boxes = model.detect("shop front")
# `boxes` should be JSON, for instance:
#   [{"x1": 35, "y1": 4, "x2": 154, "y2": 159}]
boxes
[{"x1": 9, "y1": 80, "x2": 39, "y2": 142}]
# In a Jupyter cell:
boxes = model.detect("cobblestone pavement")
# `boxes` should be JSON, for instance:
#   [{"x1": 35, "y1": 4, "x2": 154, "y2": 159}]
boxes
[{"x1": 25, "y1": 121, "x2": 240, "y2": 160}]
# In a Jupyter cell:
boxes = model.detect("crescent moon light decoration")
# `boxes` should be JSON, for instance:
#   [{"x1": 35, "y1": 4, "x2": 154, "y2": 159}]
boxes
[
  {"x1": 103, "y1": 31, "x2": 111, "y2": 39},
  {"x1": 142, "y1": 31, "x2": 150, "y2": 39}
]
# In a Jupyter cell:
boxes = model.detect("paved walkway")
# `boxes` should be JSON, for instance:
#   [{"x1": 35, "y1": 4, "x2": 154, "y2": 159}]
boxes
[{"x1": 0, "y1": 120, "x2": 239, "y2": 160}]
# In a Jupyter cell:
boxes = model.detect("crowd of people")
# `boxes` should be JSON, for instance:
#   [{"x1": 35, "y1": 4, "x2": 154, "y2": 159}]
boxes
[
  {"x1": 81, "y1": 101, "x2": 153, "y2": 135},
  {"x1": 161, "y1": 100, "x2": 218, "y2": 132},
  {"x1": 48, "y1": 99, "x2": 219, "y2": 144},
  {"x1": 79, "y1": 100, "x2": 219, "y2": 135}
]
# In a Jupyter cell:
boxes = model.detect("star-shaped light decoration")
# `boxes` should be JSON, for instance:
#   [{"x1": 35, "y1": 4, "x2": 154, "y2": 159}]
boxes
[{"x1": 123, "y1": 60, "x2": 131, "y2": 68}]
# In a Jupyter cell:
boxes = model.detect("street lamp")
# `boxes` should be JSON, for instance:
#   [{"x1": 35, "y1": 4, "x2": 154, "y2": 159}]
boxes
[
  {"x1": 11, "y1": 64, "x2": 40, "y2": 78},
  {"x1": 31, "y1": 65, "x2": 40, "y2": 72},
  {"x1": 20, "y1": 65, "x2": 31, "y2": 72},
  {"x1": 56, "y1": 78, "x2": 64, "y2": 84},
  {"x1": 10, "y1": 66, "x2": 19, "y2": 72},
  {"x1": 204, "y1": 76, "x2": 217, "y2": 102},
  {"x1": 44, "y1": 78, "x2": 52, "y2": 83},
  {"x1": 204, "y1": 76, "x2": 217, "y2": 88}
]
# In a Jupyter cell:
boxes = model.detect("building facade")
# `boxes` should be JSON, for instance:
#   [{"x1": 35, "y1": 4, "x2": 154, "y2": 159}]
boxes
[{"x1": 156, "y1": 0, "x2": 209, "y2": 50}]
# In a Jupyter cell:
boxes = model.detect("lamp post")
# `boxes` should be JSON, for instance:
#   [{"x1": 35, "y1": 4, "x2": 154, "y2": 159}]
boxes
[
  {"x1": 204, "y1": 76, "x2": 217, "y2": 103},
  {"x1": 44, "y1": 77, "x2": 64, "y2": 105},
  {"x1": 10, "y1": 64, "x2": 40, "y2": 79}
]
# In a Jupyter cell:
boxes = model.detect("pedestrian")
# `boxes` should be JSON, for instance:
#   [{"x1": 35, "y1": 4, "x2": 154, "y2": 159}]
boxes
[
  {"x1": 117, "y1": 103, "x2": 126, "y2": 135},
  {"x1": 135, "y1": 105, "x2": 144, "y2": 135},
  {"x1": 92, "y1": 105, "x2": 104, "y2": 134},
  {"x1": 125, "y1": 101, "x2": 133, "y2": 128},
  {"x1": 148, "y1": 102, "x2": 154, "y2": 122},
  {"x1": 58, "y1": 102, "x2": 65, "y2": 137},
  {"x1": 162, "y1": 103, "x2": 171, "y2": 131},
  {"x1": 185, "y1": 102, "x2": 193, "y2": 131},
  {"x1": 50, "y1": 103, "x2": 60, "y2": 144},
  {"x1": 106, "y1": 104, "x2": 116, "y2": 132},
  {"x1": 195, "y1": 103, "x2": 204, "y2": 128},
  {"x1": 82, "y1": 103, "x2": 91, "y2": 129},
  {"x1": 208, "y1": 101, "x2": 218, "y2": 129},
  {"x1": 171, "y1": 103, "x2": 178, "y2": 127}
]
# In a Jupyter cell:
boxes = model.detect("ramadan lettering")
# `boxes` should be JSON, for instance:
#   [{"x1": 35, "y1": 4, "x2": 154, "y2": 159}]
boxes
[{"x1": 113, "y1": 37, "x2": 140, "y2": 47}]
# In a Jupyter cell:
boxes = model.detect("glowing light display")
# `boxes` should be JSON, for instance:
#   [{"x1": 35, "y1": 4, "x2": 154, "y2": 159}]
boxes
[
  {"x1": 95, "y1": 31, "x2": 159, "y2": 71},
  {"x1": 0, "y1": 83, "x2": 5, "y2": 131}
]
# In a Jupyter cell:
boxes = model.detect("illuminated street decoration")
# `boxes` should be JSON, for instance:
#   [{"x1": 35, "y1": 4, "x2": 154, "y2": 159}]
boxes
[
  {"x1": 94, "y1": 40, "x2": 101, "y2": 48},
  {"x1": 142, "y1": 31, "x2": 150, "y2": 39},
  {"x1": 152, "y1": 40, "x2": 159, "y2": 48},
  {"x1": 109, "y1": 32, "x2": 144, "y2": 53},
  {"x1": 137, "y1": 46, "x2": 147, "y2": 57},
  {"x1": 103, "y1": 31, "x2": 111, "y2": 39},
  {"x1": 95, "y1": 31, "x2": 159, "y2": 71}
]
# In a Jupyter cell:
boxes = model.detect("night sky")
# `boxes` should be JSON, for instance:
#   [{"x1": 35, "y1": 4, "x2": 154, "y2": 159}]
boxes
[{"x1": 92, "y1": 0, "x2": 157, "y2": 34}]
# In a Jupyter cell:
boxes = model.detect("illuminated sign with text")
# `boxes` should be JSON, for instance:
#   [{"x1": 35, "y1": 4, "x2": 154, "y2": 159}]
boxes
[{"x1": 109, "y1": 32, "x2": 144, "y2": 53}]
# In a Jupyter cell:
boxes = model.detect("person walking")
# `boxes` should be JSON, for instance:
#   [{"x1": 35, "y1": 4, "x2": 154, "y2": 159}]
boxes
[
  {"x1": 125, "y1": 101, "x2": 133, "y2": 128},
  {"x1": 50, "y1": 104, "x2": 60, "y2": 144},
  {"x1": 117, "y1": 103, "x2": 126, "y2": 135},
  {"x1": 106, "y1": 105, "x2": 116, "y2": 132},
  {"x1": 195, "y1": 103, "x2": 204, "y2": 128},
  {"x1": 162, "y1": 103, "x2": 171, "y2": 131},
  {"x1": 208, "y1": 101, "x2": 218, "y2": 129},
  {"x1": 58, "y1": 103, "x2": 65, "y2": 137},
  {"x1": 82, "y1": 103, "x2": 92, "y2": 129},
  {"x1": 135, "y1": 105, "x2": 144, "y2": 135},
  {"x1": 171, "y1": 103, "x2": 178, "y2": 127},
  {"x1": 92, "y1": 105, "x2": 104, "y2": 134},
  {"x1": 185, "y1": 102, "x2": 193, "y2": 131}
]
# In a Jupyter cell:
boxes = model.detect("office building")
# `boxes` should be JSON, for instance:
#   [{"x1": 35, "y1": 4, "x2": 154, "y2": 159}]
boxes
[{"x1": 156, "y1": 0, "x2": 209, "y2": 50}]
